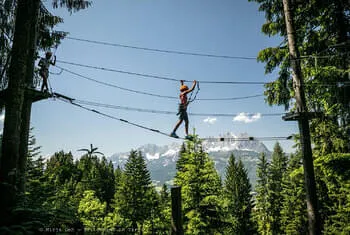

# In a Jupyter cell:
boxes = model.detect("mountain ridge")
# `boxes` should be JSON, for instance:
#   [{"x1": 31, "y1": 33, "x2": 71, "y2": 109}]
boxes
[{"x1": 109, "y1": 132, "x2": 271, "y2": 187}]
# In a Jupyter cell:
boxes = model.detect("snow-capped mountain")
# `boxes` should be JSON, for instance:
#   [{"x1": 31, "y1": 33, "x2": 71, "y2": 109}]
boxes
[
  {"x1": 203, "y1": 132, "x2": 269, "y2": 153},
  {"x1": 109, "y1": 133, "x2": 271, "y2": 187}
]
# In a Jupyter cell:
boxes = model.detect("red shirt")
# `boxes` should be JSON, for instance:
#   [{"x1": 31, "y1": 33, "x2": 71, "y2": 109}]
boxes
[{"x1": 180, "y1": 93, "x2": 188, "y2": 105}]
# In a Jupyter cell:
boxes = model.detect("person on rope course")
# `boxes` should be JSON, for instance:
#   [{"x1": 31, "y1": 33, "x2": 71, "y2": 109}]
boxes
[
  {"x1": 170, "y1": 79, "x2": 197, "y2": 140},
  {"x1": 38, "y1": 51, "x2": 56, "y2": 92}
]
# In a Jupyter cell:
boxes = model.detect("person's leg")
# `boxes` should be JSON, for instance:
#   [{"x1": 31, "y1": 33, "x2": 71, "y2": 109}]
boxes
[
  {"x1": 41, "y1": 77, "x2": 46, "y2": 91},
  {"x1": 184, "y1": 112, "x2": 189, "y2": 136},
  {"x1": 172, "y1": 119, "x2": 183, "y2": 133},
  {"x1": 43, "y1": 77, "x2": 48, "y2": 91},
  {"x1": 40, "y1": 71, "x2": 44, "y2": 91},
  {"x1": 185, "y1": 120, "x2": 189, "y2": 136}
]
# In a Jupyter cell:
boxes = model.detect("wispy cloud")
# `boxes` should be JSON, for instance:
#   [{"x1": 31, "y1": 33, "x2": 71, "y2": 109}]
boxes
[
  {"x1": 203, "y1": 117, "x2": 217, "y2": 125},
  {"x1": 233, "y1": 113, "x2": 261, "y2": 123}
]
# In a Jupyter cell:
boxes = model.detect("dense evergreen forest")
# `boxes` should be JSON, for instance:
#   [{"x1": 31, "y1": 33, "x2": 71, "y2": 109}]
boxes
[
  {"x1": 0, "y1": 0, "x2": 349, "y2": 234},
  {"x1": 1, "y1": 133, "x2": 349, "y2": 234}
]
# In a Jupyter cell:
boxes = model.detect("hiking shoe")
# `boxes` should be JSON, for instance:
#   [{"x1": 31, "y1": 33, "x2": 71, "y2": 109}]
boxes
[
  {"x1": 185, "y1": 135, "x2": 193, "y2": 140},
  {"x1": 170, "y1": 132, "x2": 179, "y2": 138}
]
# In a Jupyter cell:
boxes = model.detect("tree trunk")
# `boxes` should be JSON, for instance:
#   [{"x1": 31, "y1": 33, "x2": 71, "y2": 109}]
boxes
[
  {"x1": 171, "y1": 186, "x2": 183, "y2": 235},
  {"x1": 0, "y1": 0, "x2": 40, "y2": 226},
  {"x1": 18, "y1": 0, "x2": 40, "y2": 196},
  {"x1": 282, "y1": 0, "x2": 320, "y2": 234},
  {"x1": 18, "y1": 101, "x2": 33, "y2": 194},
  {"x1": 334, "y1": 0, "x2": 350, "y2": 151}
]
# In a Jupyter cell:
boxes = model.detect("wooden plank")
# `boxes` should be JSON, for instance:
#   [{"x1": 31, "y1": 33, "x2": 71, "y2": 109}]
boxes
[
  {"x1": 25, "y1": 88, "x2": 52, "y2": 102},
  {"x1": 282, "y1": 112, "x2": 323, "y2": 121}
]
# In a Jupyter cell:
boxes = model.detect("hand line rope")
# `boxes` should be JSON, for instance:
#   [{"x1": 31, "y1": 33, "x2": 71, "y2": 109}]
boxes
[
  {"x1": 55, "y1": 59, "x2": 348, "y2": 87},
  {"x1": 74, "y1": 99, "x2": 285, "y2": 117},
  {"x1": 55, "y1": 66, "x2": 265, "y2": 101},
  {"x1": 56, "y1": 60, "x2": 270, "y2": 84}
]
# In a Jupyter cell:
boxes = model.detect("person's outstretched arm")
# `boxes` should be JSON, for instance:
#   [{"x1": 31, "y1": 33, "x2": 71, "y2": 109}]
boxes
[
  {"x1": 184, "y1": 80, "x2": 197, "y2": 95},
  {"x1": 51, "y1": 56, "x2": 56, "y2": 66}
]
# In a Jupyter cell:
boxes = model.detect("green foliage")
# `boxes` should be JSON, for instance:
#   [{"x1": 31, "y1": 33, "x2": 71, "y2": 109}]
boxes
[
  {"x1": 154, "y1": 184, "x2": 172, "y2": 233},
  {"x1": 78, "y1": 190, "x2": 106, "y2": 231},
  {"x1": 254, "y1": 152, "x2": 271, "y2": 234},
  {"x1": 174, "y1": 135, "x2": 224, "y2": 234},
  {"x1": 115, "y1": 150, "x2": 153, "y2": 230},
  {"x1": 45, "y1": 151, "x2": 78, "y2": 185},
  {"x1": 52, "y1": 0, "x2": 92, "y2": 13},
  {"x1": 76, "y1": 154, "x2": 115, "y2": 207},
  {"x1": 249, "y1": 1, "x2": 350, "y2": 232},
  {"x1": 267, "y1": 143, "x2": 288, "y2": 234},
  {"x1": 314, "y1": 153, "x2": 350, "y2": 234},
  {"x1": 0, "y1": 0, "x2": 92, "y2": 231},
  {"x1": 38, "y1": 3, "x2": 66, "y2": 51},
  {"x1": 223, "y1": 154, "x2": 255, "y2": 234},
  {"x1": 249, "y1": 0, "x2": 350, "y2": 151},
  {"x1": 280, "y1": 153, "x2": 308, "y2": 234},
  {"x1": 0, "y1": 1, "x2": 67, "y2": 91},
  {"x1": 0, "y1": 0, "x2": 15, "y2": 90}
]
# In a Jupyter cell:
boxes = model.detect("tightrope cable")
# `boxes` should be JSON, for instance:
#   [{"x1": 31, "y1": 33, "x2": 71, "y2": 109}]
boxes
[
  {"x1": 56, "y1": 95, "x2": 180, "y2": 139},
  {"x1": 53, "y1": 92, "x2": 292, "y2": 142}
]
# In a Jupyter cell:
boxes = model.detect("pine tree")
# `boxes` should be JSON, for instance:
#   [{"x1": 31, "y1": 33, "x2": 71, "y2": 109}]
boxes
[
  {"x1": 176, "y1": 142, "x2": 187, "y2": 172},
  {"x1": 280, "y1": 153, "x2": 308, "y2": 234},
  {"x1": 43, "y1": 151, "x2": 80, "y2": 229},
  {"x1": 224, "y1": 154, "x2": 254, "y2": 234},
  {"x1": 315, "y1": 153, "x2": 350, "y2": 234},
  {"x1": 268, "y1": 142, "x2": 288, "y2": 234},
  {"x1": 76, "y1": 154, "x2": 115, "y2": 206},
  {"x1": 45, "y1": 151, "x2": 78, "y2": 186},
  {"x1": 174, "y1": 135, "x2": 224, "y2": 234},
  {"x1": 78, "y1": 190, "x2": 106, "y2": 231},
  {"x1": 25, "y1": 129, "x2": 45, "y2": 207},
  {"x1": 140, "y1": 183, "x2": 171, "y2": 234},
  {"x1": 254, "y1": 152, "x2": 271, "y2": 234},
  {"x1": 98, "y1": 157, "x2": 115, "y2": 209},
  {"x1": 114, "y1": 165, "x2": 123, "y2": 190},
  {"x1": 117, "y1": 150, "x2": 153, "y2": 232}
]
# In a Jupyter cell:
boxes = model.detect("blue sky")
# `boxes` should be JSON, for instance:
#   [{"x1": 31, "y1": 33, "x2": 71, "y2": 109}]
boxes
[{"x1": 9, "y1": 0, "x2": 298, "y2": 157}]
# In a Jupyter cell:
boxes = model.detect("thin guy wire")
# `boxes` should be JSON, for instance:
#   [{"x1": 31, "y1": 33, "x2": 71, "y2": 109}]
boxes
[
  {"x1": 64, "y1": 36, "x2": 348, "y2": 62},
  {"x1": 55, "y1": 59, "x2": 270, "y2": 85},
  {"x1": 55, "y1": 65, "x2": 176, "y2": 99},
  {"x1": 66, "y1": 36, "x2": 257, "y2": 60}
]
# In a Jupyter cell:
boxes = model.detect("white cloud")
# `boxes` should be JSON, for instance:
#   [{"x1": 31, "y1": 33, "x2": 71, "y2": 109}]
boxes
[
  {"x1": 203, "y1": 117, "x2": 217, "y2": 125},
  {"x1": 233, "y1": 112, "x2": 261, "y2": 123},
  {"x1": 0, "y1": 113, "x2": 4, "y2": 123}
]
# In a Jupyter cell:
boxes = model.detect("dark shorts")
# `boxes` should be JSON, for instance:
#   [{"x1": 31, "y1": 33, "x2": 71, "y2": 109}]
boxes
[
  {"x1": 178, "y1": 108, "x2": 188, "y2": 122},
  {"x1": 40, "y1": 69, "x2": 49, "y2": 79}
]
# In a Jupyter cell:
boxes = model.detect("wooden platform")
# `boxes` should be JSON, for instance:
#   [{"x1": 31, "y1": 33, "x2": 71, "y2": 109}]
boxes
[
  {"x1": 0, "y1": 88, "x2": 52, "y2": 103},
  {"x1": 282, "y1": 112, "x2": 323, "y2": 121},
  {"x1": 26, "y1": 88, "x2": 52, "y2": 102}
]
